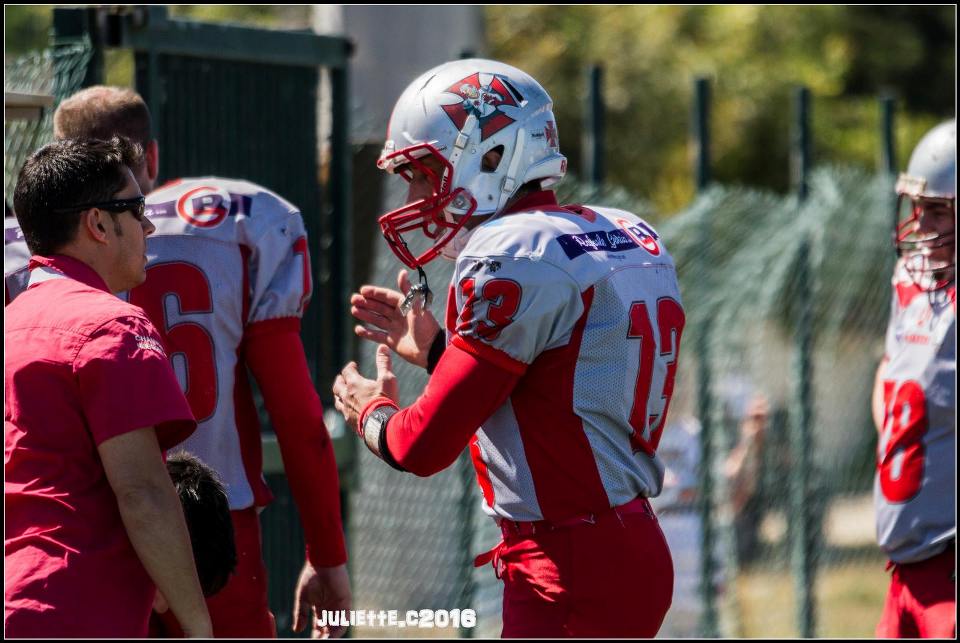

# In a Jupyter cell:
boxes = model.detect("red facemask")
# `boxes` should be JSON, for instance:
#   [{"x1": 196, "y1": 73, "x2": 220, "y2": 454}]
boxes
[
  {"x1": 377, "y1": 143, "x2": 478, "y2": 269},
  {"x1": 894, "y1": 195, "x2": 956, "y2": 290}
]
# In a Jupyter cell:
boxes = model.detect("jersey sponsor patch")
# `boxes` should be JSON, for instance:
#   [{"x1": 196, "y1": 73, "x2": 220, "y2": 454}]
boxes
[
  {"x1": 135, "y1": 335, "x2": 167, "y2": 357},
  {"x1": 556, "y1": 219, "x2": 661, "y2": 260}
]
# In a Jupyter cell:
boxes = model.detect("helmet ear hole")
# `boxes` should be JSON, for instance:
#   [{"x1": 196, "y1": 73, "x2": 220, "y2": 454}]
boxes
[{"x1": 482, "y1": 146, "x2": 505, "y2": 173}]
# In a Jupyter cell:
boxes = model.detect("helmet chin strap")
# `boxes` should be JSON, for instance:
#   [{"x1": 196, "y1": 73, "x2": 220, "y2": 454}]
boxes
[
  {"x1": 447, "y1": 114, "x2": 478, "y2": 190},
  {"x1": 498, "y1": 127, "x2": 527, "y2": 212}
]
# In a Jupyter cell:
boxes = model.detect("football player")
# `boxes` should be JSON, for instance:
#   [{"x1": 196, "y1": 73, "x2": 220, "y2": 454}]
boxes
[
  {"x1": 872, "y1": 119, "x2": 955, "y2": 638},
  {"x1": 334, "y1": 59, "x2": 683, "y2": 637}
]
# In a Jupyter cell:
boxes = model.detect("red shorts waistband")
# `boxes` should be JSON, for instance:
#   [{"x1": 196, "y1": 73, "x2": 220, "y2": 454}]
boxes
[{"x1": 497, "y1": 496, "x2": 654, "y2": 539}]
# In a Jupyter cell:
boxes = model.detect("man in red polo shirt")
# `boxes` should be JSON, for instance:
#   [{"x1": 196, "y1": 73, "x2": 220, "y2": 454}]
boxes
[{"x1": 4, "y1": 137, "x2": 210, "y2": 637}]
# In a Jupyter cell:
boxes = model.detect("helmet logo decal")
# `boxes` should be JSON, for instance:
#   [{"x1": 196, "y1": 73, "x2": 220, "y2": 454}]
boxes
[
  {"x1": 544, "y1": 121, "x2": 559, "y2": 150},
  {"x1": 442, "y1": 73, "x2": 524, "y2": 141}
]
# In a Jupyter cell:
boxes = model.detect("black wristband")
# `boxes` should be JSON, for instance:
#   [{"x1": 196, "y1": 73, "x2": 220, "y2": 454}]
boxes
[
  {"x1": 362, "y1": 406, "x2": 406, "y2": 473},
  {"x1": 425, "y1": 331, "x2": 446, "y2": 374},
  {"x1": 377, "y1": 415, "x2": 406, "y2": 473}
]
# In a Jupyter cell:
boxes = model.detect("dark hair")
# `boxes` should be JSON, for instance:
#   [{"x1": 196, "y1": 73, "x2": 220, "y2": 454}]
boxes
[
  {"x1": 166, "y1": 452, "x2": 237, "y2": 597},
  {"x1": 12, "y1": 136, "x2": 143, "y2": 256},
  {"x1": 54, "y1": 85, "x2": 152, "y2": 147}
]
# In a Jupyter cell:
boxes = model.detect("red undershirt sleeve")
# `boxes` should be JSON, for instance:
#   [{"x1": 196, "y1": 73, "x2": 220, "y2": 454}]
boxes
[
  {"x1": 385, "y1": 341, "x2": 522, "y2": 477},
  {"x1": 245, "y1": 323, "x2": 347, "y2": 568}
]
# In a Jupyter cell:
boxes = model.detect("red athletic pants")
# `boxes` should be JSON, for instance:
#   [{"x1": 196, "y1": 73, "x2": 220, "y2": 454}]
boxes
[
  {"x1": 151, "y1": 507, "x2": 277, "y2": 638},
  {"x1": 876, "y1": 546, "x2": 955, "y2": 638},
  {"x1": 492, "y1": 501, "x2": 674, "y2": 638}
]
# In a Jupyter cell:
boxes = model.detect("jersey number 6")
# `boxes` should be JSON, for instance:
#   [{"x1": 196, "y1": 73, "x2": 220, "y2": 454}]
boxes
[{"x1": 130, "y1": 262, "x2": 218, "y2": 423}]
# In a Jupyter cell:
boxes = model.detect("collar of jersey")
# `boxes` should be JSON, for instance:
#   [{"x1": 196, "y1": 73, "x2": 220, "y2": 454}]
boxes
[
  {"x1": 28, "y1": 254, "x2": 111, "y2": 293},
  {"x1": 502, "y1": 190, "x2": 560, "y2": 216}
]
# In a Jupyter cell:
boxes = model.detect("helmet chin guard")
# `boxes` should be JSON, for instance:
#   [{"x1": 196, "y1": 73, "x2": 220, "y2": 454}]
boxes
[{"x1": 377, "y1": 143, "x2": 478, "y2": 269}]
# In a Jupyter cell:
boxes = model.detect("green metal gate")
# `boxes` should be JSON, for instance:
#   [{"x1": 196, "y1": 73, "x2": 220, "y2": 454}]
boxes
[{"x1": 52, "y1": 7, "x2": 354, "y2": 637}]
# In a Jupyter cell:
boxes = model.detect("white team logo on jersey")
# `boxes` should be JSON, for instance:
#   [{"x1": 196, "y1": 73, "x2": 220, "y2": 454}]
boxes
[{"x1": 176, "y1": 185, "x2": 231, "y2": 229}]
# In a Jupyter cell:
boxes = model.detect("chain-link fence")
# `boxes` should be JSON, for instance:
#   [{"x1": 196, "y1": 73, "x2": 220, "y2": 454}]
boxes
[
  {"x1": 656, "y1": 165, "x2": 894, "y2": 637},
  {"x1": 4, "y1": 39, "x2": 93, "y2": 198}
]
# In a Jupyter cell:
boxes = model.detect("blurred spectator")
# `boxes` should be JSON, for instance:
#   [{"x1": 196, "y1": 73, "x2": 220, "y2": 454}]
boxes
[{"x1": 651, "y1": 394, "x2": 770, "y2": 638}]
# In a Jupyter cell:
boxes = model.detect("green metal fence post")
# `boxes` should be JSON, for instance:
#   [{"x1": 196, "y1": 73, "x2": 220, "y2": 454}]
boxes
[
  {"x1": 790, "y1": 238, "x2": 816, "y2": 638},
  {"x1": 691, "y1": 74, "x2": 719, "y2": 638},
  {"x1": 791, "y1": 87, "x2": 811, "y2": 202},
  {"x1": 52, "y1": 7, "x2": 103, "y2": 87},
  {"x1": 693, "y1": 77, "x2": 711, "y2": 191},
  {"x1": 582, "y1": 64, "x2": 605, "y2": 192},
  {"x1": 458, "y1": 452, "x2": 477, "y2": 639},
  {"x1": 879, "y1": 95, "x2": 897, "y2": 176},
  {"x1": 330, "y1": 54, "x2": 353, "y2": 382},
  {"x1": 789, "y1": 85, "x2": 816, "y2": 637},
  {"x1": 696, "y1": 321, "x2": 719, "y2": 638},
  {"x1": 880, "y1": 95, "x2": 900, "y2": 253}
]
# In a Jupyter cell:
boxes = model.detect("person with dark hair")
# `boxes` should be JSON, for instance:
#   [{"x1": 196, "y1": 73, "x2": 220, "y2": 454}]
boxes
[
  {"x1": 4, "y1": 85, "x2": 351, "y2": 638},
  {"x1": 166, "y1": 452, "x2": 238, "y2": 598},
  {"x1": 150, "y1": 452, "x2": 238, "y2": 636},
  {"x1": 4, "y1": 137, "x2": 210, "y2": 637}
]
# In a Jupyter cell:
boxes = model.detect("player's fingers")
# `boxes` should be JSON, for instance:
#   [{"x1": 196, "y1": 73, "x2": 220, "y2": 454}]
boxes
[
  {"x1": 397, "y1": 269, "x2": 412, "y2": 296},
  {"x1": 352, "y1": 298, "x2": 399, "y2": 323},
  {"x1": 375, "y1": 343, "x2": 394, "y2": 380},
  {"x1": 332, "y1": 374, "x2": 347, "y2": 400},
  {"x1": 359, "y1": 285, "x2": 402, "y2": 307},
  {"x1": 350, "y1": 305, "x2": 390, "y2": 328},
  {"x1": 355, "y1": 325, "x2": 389, "y2": 345},
  {"x1": 292, "y1": 595, "x2": 309, "y2": 633},
  {"x1": 341, "y1": 361, "x2": 360, "y2": 382}
]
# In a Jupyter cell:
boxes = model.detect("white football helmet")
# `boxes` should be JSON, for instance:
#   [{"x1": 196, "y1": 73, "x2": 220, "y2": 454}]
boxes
[
  {"x1": 377, "y1": 58, "x2": 567, "y2": 268},
  {"x1": 894, "y1": 119, "x2": 956, "y2": 290}
]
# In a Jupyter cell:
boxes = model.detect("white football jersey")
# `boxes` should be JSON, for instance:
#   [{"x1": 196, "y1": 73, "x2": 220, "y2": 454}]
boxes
[
  {"x1": 874, "y1": 261, "x2": 956, "y2": 563},
  {"x1": 446, "y1": 197, "x2": 685, "y2": 522},
  {"x1": 3, "y1": 218, "x2": 31, "y2": 303},
  {"x1": 4, "y1": 178, "x2": 312, "y2": 511}
]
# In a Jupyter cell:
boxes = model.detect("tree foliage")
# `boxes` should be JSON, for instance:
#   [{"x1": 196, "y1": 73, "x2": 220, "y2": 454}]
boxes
[{"x1": 486, "y1": 5, "x2": 955, "y2": 213}]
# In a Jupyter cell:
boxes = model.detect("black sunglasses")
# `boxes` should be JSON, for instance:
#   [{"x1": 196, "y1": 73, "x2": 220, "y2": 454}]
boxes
[{"x1": 52, "y1": 196, "x2": 146, "y2": 221}]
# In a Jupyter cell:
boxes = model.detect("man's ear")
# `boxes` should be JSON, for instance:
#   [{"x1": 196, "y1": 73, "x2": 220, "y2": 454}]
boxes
[
  {"x1": 145, "y1": 140, "x2": 159, "y2": 185},
  {"x1": 80, "y1": 208, "x2": 109, "y2": 244}
]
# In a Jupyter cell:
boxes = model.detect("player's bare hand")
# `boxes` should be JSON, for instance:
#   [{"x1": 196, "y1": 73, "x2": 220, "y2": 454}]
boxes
[
  {"x1": 351, "y1": 269, "x2": 441, "y2": 368},
  {"x1": 333, "y1": 345, "x2": 399, "y2": 430},
  {"x1": 293, "y1": 561, "x2": 352, "y2": 639}
]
